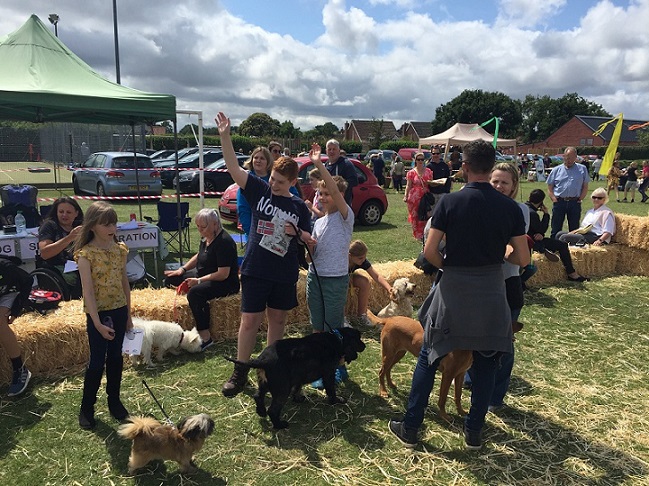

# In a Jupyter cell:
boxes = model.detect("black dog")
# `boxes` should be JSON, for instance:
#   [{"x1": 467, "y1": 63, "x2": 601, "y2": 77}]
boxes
[{"x1": 226, "y1": 327, "x2": 366, "y2": 429}]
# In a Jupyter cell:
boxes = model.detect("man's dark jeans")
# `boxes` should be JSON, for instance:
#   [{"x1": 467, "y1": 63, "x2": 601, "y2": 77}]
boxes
[
  {"x1": 550, "y1": 199, "x2": 581, "y2": 238},
  {"x1": 403, "y1": 346, "x2": 501, "y2": 433}
]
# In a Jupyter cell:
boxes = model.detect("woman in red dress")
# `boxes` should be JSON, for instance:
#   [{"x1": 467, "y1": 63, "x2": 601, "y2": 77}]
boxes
[{"x1": 403, "y1": 153, "x2": 433, "y2": 240}]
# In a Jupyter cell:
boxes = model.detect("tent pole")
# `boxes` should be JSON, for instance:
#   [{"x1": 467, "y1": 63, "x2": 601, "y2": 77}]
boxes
[
  {"x1": 131, "y1": 122, "x2": 143, "y2": 221},
  {"x1": 172, "y1": 117, "x2": 184, "y2": 264}
]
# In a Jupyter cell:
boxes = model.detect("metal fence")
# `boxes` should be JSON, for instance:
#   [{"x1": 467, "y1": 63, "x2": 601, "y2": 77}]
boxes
[{"x1": 0, "y1": 122, "x2": 148, "y2": 166}]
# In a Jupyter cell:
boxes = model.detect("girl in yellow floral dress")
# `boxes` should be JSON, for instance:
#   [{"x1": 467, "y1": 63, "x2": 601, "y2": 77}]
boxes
[{"x1": 74, "y1": 202, "x2": 132, "y2": 430}]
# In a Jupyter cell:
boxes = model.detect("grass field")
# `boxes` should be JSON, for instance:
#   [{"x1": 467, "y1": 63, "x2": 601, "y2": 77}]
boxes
[{"x1": 0, "y1": 277, "x2": 648, "y2": 485}]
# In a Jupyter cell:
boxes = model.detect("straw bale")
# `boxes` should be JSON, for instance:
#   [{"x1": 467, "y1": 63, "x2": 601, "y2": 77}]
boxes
[
  {"x1": 526, "y1": 245, "x2": 620, "y2": 287},
  {"x1": 4, "y1": 244, "x2": 648, "y2": 386},
  {"x1": 613, "y1": 215, "x2": 649, "y2": 251},
  {"x1": 344, "y1": 261, "x2": 434, "y2": 316},
  {"x1": 0, "y1": 299, "x2": 88, "y2": 384},
  {"x1": 614, "y1": 246, "x2": 649, "y2": 276}
]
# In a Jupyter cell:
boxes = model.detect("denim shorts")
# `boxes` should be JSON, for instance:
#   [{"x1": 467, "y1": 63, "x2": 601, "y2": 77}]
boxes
[{"x1": 240, "y1": 275, "x2": 298, "y2": 313}]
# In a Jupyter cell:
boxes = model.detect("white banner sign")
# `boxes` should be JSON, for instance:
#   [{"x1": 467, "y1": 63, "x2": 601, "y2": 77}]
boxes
[
  {"x1": 116, "y1": 225, "x2": 159, "y2": 250},
  {"x1": 0, "y1": 237, "x2": 16, "y2": 257}
]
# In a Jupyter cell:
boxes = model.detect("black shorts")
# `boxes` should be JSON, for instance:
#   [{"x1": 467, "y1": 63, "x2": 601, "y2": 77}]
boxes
[{"x1": 240, "y1": 275, "x2": 298, "y2": 313}]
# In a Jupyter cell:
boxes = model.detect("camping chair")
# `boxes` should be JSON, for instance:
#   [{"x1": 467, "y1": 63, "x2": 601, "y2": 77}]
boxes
[{"x1": 153, "y1": 201, "x2": 191, "y2": 258}]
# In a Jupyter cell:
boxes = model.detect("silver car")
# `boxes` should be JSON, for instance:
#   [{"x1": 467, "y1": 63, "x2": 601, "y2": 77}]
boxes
[{"x1": 72, "y1": 152, "x2": 163, "y2": 197}]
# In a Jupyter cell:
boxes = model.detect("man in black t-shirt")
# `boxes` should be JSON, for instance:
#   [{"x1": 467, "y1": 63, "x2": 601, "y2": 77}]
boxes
[{"x1": 389, "y1": 140, "x2": 529, "y2": 450}]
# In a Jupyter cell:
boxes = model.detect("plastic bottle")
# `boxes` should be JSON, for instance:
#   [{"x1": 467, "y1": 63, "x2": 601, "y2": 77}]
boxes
[{"x1": 14, "y1": 210, "x2": 26, "y2": 234}]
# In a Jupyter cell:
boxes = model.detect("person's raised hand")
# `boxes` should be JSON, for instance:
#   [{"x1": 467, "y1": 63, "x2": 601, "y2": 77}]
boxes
[
  {"x1": 310, "y1": 143, "x2": 323, "y2": 166},
  {"x1": 215, "y1": 112, "x2": 230, "y2": 136}
]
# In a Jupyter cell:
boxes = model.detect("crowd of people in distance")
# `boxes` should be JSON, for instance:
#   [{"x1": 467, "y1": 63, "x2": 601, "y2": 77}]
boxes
[{"x1": 2, "y1": 111, "x2": 637, "y2": 457}]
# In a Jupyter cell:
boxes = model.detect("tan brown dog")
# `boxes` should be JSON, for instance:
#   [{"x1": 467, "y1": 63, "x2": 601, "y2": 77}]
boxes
[
  {"x1": 367, "y1": 310, "x2": 473, "y2": 422},
  {"x1": 118, "y1": 413, "x2": 214, "y2": 473}
]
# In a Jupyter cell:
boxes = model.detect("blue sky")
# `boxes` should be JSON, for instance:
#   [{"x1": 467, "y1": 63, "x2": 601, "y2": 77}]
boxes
[{"x1": 0, "y1": 0, "x2": 647, "y2": 131}]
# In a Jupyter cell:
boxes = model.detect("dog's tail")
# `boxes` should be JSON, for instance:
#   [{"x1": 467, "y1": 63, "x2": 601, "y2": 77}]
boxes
[
  {"x1": 223, "y1": 355, "x2": 264, "y2": 369},
  {"x1": 117, "y1": 416, "x2": 161, "y2": 440},
  {"x1": 365, "y1": 310, "x2": 389, "y2": 327}
]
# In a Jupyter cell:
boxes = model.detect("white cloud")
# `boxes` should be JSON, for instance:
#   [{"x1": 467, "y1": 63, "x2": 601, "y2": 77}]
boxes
[
  {"x1": 0, "y1": 0, "x2": 648, "y2": 131},
  {"x1": 496, "y1": 0, "x2": 568, "y2": 28}
]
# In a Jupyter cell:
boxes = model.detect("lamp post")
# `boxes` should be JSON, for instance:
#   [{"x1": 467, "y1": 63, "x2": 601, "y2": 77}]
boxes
[
  {"x1": 112, "y1": 0, "x2": 121, "y2": 84},
  {"x1": 48, "y1": 13, "x2": 59, "y2": 37}
]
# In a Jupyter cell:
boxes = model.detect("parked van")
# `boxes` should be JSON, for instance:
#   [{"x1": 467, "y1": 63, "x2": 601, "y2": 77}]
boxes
[{"x1": 398, "y1": 148, "x2": 431, "y2": 161}]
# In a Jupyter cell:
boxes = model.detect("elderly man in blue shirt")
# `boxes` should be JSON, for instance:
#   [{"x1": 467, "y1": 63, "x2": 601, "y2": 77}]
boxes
[{"x1": 546, "y1": 147, "x2": 590, "y2": 238}]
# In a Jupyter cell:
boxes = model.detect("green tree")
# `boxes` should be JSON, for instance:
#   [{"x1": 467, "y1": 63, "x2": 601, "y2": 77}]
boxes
[
  {"x1": 239, "y1": 113, "x2": 281, "y2": 137},
  {"x1": 279, "y1": 120, "x2": 300, "y2": 138},
  {"x1": 431, "y1": 89, "x2": 522, "y2": 139},
  {"x1": 367, "y1": 118, "x2": 391, "y2": 149},
  {"x1": 313, "y1": 122, "x2": 339, "y2": 138},
  {"x1": 179, "y1": 123, "x2": 198, "y2": 136},
  {"x1": 520, "y1": 93, "x2": 610, "y2": 143},
  {"x1": 637, "y1": 128, "x2": 649, "y2": 146}
]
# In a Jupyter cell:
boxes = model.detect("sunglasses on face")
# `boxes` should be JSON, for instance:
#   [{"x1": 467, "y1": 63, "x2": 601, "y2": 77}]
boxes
[
  {"x1": 592, "y1": 196, "x2": 605, "y2": 200},
  {"x1": 415, "y1": 158, "x2": 424, "y2": 161},
  {"x1": 271, "y1": 149, "x2": 281, "y2": 154},
  {"x1": 432, "y1": 152, "x2": 440, "y2": 155}
]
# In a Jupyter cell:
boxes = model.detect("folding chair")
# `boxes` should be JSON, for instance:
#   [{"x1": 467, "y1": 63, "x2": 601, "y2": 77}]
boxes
[{"x1": 155, "y1": 201, "x2": 191, "y2": 257}]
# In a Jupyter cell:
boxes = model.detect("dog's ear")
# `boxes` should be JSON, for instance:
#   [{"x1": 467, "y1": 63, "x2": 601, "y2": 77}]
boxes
[
  {"x1": 178, "y1": 414, "x2": 213, "y2": 440},
  {"x1": 389, "y1": 287, "x2": 398, "y2": 301}
]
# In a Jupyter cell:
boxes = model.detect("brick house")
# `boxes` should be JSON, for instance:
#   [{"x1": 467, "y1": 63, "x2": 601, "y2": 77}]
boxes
[
  {"x1": 342, "y1": 119, "x2": 399, "y2": 150},
  {"x1": 520, "y1": 115, "x2": 648, "y2": 153},
  {"x1": 398, "y1": 121, "x2": 433, "y2": 141}
]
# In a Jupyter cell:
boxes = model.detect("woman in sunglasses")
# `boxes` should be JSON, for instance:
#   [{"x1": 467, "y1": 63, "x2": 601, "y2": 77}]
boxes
[{"x1": 556, "y1": 187, "x2": 615, "y2": 247}]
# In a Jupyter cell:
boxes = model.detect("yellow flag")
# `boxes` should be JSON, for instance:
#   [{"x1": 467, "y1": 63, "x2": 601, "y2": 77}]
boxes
[{"x1": 594, "y1": 114, "x2": 623, "y2": 177}]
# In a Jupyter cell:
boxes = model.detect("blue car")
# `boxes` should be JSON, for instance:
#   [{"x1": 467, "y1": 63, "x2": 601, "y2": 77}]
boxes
[{"x1": 72, "y1": 152, "x2": 162, "y2": 197}]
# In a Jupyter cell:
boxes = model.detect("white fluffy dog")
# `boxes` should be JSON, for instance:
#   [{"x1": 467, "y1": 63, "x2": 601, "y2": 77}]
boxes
[
  {"x1": 377, "y1": 277, "x2": 416, "y2": 318},
  {"x1": 130, "y1": 317, "x2": 203, "y2": 366}
]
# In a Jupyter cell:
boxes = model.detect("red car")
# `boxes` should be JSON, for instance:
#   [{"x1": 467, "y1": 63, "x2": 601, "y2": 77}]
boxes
[{"x1": 218, "y1": 157, "x2": 388, "y2": 226}]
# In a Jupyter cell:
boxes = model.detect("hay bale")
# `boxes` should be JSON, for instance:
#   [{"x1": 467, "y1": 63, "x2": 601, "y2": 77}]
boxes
[
  {"x1": 0, "y1": 300, "x2": 88, "y2": 384},
  {"x1": 4, "y1": 244, "x2": 648, "y2": 386},
  {"x1": 615, "y1": 246, "x2": 649, "y2": 276},
  {"x1": 613, "y1": 215, "x2": 649, "y2": 252},
  {"x1": 344, "y1": 261, "x2": 434, "y2": 316},
  {"x1": 526, "y1": 245, "x2": 620, "y2": 287}
]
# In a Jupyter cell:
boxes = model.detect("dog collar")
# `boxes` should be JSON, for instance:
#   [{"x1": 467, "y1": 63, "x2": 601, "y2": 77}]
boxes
[
  {"x1": 331, "y1": 329, "x2": 343, "y2": 341},
  {"x1": 178, "y1": 333, "x2": 184, "y2": 346}
]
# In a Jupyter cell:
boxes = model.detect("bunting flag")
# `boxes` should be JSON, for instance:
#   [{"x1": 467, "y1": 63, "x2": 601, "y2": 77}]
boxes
[
  {"x1": 593, "y1": 114, "x2": 623, "y2": 177},
  {"x1": 475, "y1": 117, "x2": 500, "y2": 147},
  {"x1": 628, "y1": 121, "x2": 649, "y2": 130}
]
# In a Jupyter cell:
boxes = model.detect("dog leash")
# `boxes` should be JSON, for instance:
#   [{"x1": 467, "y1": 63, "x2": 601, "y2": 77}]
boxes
[{"x1": 142, "y1": 380, "x2": 175, "y2": 427}]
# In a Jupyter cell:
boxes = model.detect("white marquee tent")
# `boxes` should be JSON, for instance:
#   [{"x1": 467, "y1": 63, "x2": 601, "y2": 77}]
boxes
[{"x1": 418, "y1": 123, "x2": 517, "y2": 153}]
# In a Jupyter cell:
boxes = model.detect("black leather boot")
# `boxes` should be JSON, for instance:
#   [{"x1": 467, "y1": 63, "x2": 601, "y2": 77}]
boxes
[
  {"x1": 106, "y1": 361, "x2": 129, "y2": 421},
  {"x1": 79, "y1": 367, "x2": 103, "y2": 430}
]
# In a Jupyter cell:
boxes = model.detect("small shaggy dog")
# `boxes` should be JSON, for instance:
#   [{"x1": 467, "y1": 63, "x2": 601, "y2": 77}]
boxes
[
  {"x1": 377, "y1": 277, "x2": 416, "y2": 318},
  {"x1": 130, "y1": 317, "x2": 203, "y2": 366},
  {"x1": 118, "y1": 413, "x2": 215, "y2": 473},
  {"x1": 227, "y1": 327, "x2": 366, "y2": 429}
]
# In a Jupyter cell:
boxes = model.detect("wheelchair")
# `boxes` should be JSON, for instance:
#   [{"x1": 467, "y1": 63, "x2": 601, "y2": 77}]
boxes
[{"x1": 31, "y1": 258, "x2": 82, "y2": 302}]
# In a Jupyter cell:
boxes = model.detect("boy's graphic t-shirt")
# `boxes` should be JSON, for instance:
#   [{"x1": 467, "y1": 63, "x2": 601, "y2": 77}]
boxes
[{"x1": 241, "y1": 173, "x2": 311, "y2": 284}]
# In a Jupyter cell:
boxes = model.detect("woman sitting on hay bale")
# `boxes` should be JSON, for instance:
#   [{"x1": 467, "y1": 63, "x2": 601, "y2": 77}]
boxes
[
  {"x1": 557, "y1": 187, "x2": 616, "y2": 247},
  {"x1": 163, "y1": 208, "x2": 240, "y2": 351}
]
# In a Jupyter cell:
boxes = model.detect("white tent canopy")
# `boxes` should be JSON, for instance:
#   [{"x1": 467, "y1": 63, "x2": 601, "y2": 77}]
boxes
[{"x1": 418, "y1": 123, "x2": 517, "y2": 150}]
